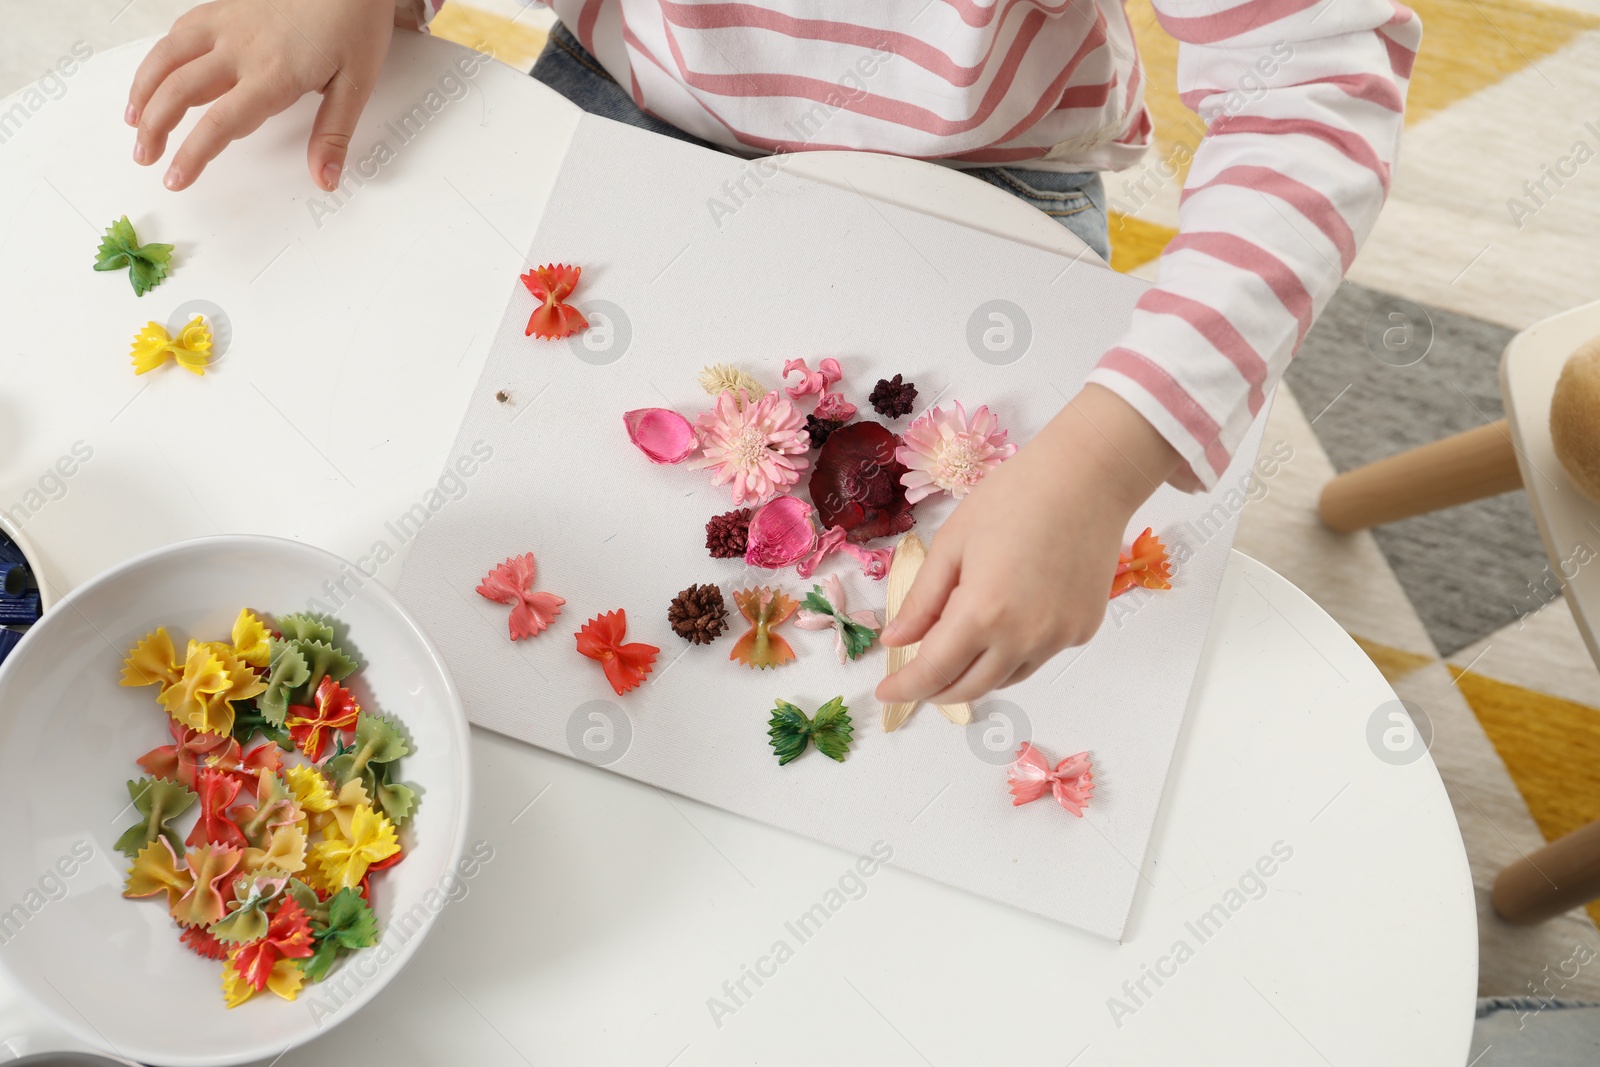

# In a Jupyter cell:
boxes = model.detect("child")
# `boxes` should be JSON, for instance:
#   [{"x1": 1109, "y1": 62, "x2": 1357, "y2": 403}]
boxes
[{"x1": 126, "y1": 0, "x2": 1419, "y2": 706}]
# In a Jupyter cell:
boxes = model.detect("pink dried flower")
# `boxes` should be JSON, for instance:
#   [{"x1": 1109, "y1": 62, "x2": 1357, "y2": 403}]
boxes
[
  {"x1": 692, "y1": 390, "x2": 811, "y2": 506},
  {"x1": 839, "y1": 542, "x2": 892, "y2": 580},
  {"x1": 782, "y1": 358, "x2": 842, "y2": 400},
  {"x1": 895, "y1": 402, "x2": 1017, "y2": 504},
  {"x1": 745, "y1": 495, "x2": 818, "y2": 569},
  {"x1": 795, "y1": 525, "x2": 892, "y2": 580},
  {"x1": 796, "y1": 526, "x2": 848, "y2": 580},
  {"x1": 814, "y1": 389, "x2": 857, "y2": 422},
  {"x1": 624, "y1": 408, "x2": 698, "y2": 464}
]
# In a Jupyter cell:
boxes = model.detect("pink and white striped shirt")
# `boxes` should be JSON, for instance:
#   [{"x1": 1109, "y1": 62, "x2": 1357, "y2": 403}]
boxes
[{"x1": 425, "y1": 0, "x2": 1420, "y2": 489}]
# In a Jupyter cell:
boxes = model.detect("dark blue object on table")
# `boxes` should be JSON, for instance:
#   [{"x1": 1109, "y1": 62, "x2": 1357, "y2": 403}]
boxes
[
  {"x1": 0, "y1": 591, "x2": 40, "y2": 625},
  {"x1": 0, "y1": 528, "x2": 39, "y2": 665},
  {"x1": 1, "y1": 560, "x2": 35, "y2": 595}
]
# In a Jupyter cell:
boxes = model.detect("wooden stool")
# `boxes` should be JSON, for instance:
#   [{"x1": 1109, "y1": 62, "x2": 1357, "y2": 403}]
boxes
[
  {"x1": 1493, "y1": 817, "x2": 1600, "y2": 925},
  {"x1": 1318, "y1": 301, "x2": 1600, "y2": 926},
  {"x1": 1318, "y1": 419, "x2": 1524, "y2": 532}
]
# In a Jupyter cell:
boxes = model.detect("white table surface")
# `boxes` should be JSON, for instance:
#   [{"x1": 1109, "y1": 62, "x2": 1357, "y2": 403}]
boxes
[
  {"x1": 1501, "y1": 299, "x2": 1600, "y2": 668},
  {"x1": 0, "y1": 32, "x2": 1476, "y2": 1067}
]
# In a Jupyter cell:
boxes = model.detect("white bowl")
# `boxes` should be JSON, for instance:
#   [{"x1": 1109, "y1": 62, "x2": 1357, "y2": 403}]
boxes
[{"x1": 0, "y1": 536, "x2": 472, "y2": 1066}]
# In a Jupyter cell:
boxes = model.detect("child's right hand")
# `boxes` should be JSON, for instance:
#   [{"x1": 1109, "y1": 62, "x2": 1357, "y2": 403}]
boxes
[{"x1": 127, "y1": 0, "x2": 397, "y2": 192}]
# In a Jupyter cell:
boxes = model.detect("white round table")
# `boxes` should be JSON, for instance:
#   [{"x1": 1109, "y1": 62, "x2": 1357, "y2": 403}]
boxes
[{"x1": 0, "y1": 31, "x2": 1476, "y2": 1067}]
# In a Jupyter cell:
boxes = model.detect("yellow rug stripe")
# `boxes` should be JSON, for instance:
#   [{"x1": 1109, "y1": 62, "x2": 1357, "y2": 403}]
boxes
[
  {"x1": 1350, "y1": 634, "x2": 1434, "y2": 684},
  {"x1": 1122, "y1": 0, "x2": 1191, "y2": 190},
  {"x1": 430, "y1": 5, "x2": 551, "y2": 71},
  {"x1": 1120, "y1": 0, "x2": 1600, "y2": 199},
  {"x1": 1107, "y1": 212, "x2": 1178, "y2": 273},
  {"x1": 1452, "y1": 665, "x2": 1600, "y2": 926},
  {"x1": 1403, "y1": 0, "x2": 1600, "y2": 125}
]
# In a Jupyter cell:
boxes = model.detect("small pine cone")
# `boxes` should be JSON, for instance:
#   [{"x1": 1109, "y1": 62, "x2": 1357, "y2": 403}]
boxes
[
  {"x1": 669, "y1": 584, "x2": 728, "y2": 645},
  {"x1": 705, "y1": 508, "x2": 752, "y2": 559},
  {"x1": 869, "y1": 374, "x2": 918, "y2": 419},
  {"x1": 805, "y1": 414, "x2": 846, "y2": 448}
]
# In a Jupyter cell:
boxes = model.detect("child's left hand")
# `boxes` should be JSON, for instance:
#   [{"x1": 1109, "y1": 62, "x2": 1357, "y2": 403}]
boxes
[{"x1": 876, "y1": 384, "x2": 1182, "y2": 704}]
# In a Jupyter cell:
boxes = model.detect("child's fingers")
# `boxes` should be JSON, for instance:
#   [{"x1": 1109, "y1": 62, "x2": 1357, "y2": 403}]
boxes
[
  {"x1": 136, "y1": 55, "x2": 236, "y2": 167},
  {"x1": 307, "y1": 76, "x2": 375, "y2": 191},
  {"x1": 875, "y1": 615, "x2": 982, "y2": 704},
  {"x1": 926, "y1": 647, "x2": 1019, "y2": 706},
  {"x1": 998, "y1": 659, "x2": 1041, "y2": 691},
  {"x1": 880, "y1": 545, "x2": 959, "y2": 648},
  {"x1": 165, "y1": 88, "x2": 278, "y2": 190},
  {"x1": 128, "y1": 25, "x2": 213, "y2": 127}
]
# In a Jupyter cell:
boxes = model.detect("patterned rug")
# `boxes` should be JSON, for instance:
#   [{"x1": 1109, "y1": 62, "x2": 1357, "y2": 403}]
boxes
[{"x1": 1108, "y1": 0, "x2": 1600, "y2": 999}]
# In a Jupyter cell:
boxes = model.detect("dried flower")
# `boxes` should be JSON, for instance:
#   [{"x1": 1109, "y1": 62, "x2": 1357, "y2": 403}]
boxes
[
  {"x1": 895, "y1": 402, "x2": 1017, "y2": 504},
  {"x1": 869, "y1": 374, "x2": 918, "y2": 418},
  {"x1": 745, "y1": 496, "x2": 817, "y2": 569},
  {"x1": 805, "y1": 414, "x2": 846, "y2": 448},
  {"x1": 691, "y1": 390, "x2": 811, "y2": 506},
  {"x1": 782, "y1": 358, "x2": 842, "y2": 400},
  {"x1": 809, "y1": 421, "x2": 915, "y2": 544},
  {"x1": 624, "y1": 408, "x2": 698, "y2": 465},
  {"x1": 705, "y1": 508, "x2": 752, "y2": 559},
  {"x1": 814, "y1": 389, "x2": 857, "y2": 421},
  {"x1": 794, "y1": 525, "x2": 892, "y2": 580},
  {"x1": 840, "y1": 542, "x2": 893, "y2": 580},
  {"x1": 783, "y1": 359, "x2": 856, "y2": 420},
  {"x1": 796, "y1": 526, "x2": 847, "y2": 580},
  {"x1": 698, "y1": 364, "x2": 765, "y2": 401},
  {"x1": 668, "y1": 584, "x2": 728, "y2": 645}
]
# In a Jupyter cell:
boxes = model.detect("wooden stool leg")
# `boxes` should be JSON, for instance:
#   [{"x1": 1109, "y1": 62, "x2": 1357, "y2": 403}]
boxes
[
  {"x1": 1318, "y1": 419, "x2": 1523, "y2": 532},
  {"x1": 1493, "y1": 817, "x2": 1600, "y2": 925}
]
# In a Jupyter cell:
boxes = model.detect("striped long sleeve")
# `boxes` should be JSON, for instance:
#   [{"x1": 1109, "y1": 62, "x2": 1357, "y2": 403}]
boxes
[
  {"x1": 432, "y1": 1, "x2": 1418, "y2": 490},
  {"x1": 1087, "y1": 0, "x2": 1420, "y2": 488}
]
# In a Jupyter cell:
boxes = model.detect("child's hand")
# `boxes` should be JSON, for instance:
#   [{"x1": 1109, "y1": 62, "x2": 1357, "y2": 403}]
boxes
[
  {"x1": 876, "y1": 384, "x2": 1182, "y2": 705},
  {"x1": 127, "y1": 0, "x2": 397, "y2": 191}
]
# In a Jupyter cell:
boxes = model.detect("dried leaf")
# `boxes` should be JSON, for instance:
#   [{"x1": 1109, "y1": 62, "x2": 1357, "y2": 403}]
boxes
[{"x1": 879, "y1": 535, "x2": 970, "y2": 730}]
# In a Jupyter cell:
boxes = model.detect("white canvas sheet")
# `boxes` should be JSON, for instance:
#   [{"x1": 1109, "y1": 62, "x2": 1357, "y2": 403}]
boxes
[{"x1": 397, "y1": 115, "x2": 1268, "y2": 939}]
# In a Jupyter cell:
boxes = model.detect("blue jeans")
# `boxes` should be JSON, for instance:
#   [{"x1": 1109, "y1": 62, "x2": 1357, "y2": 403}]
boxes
[
  {"x1": 1470, "y1": 997, "x2": 1600, "y2": 1065},
  {"x1": 530, "y1": 21, "x2": 1112, "y2": 263}
]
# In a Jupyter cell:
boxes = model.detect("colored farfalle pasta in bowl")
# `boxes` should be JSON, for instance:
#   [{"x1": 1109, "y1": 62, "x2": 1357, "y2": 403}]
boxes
[{"x1": 116, "y1": 608, "x2": 416, "y2": 1008}]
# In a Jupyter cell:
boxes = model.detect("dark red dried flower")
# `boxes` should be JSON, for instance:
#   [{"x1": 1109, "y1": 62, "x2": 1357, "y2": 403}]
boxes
[
  {"x1": 705, "y1": 508, "x2": 752, "y2": 559},
  {"x1": 805, "y1": 414, "x2": 846, "y2": 449},
  {"x1": 869, "y1": 374, "x2": 918, "y2": 419},
  {"x1": 808, "y1": 421, "x2": 915, "y2": 544}
]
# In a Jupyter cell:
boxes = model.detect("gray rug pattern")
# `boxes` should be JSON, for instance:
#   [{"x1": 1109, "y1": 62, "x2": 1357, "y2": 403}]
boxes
[{"x1": 1283, "y1": 282, "x2": 1549, "y2": 657}]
